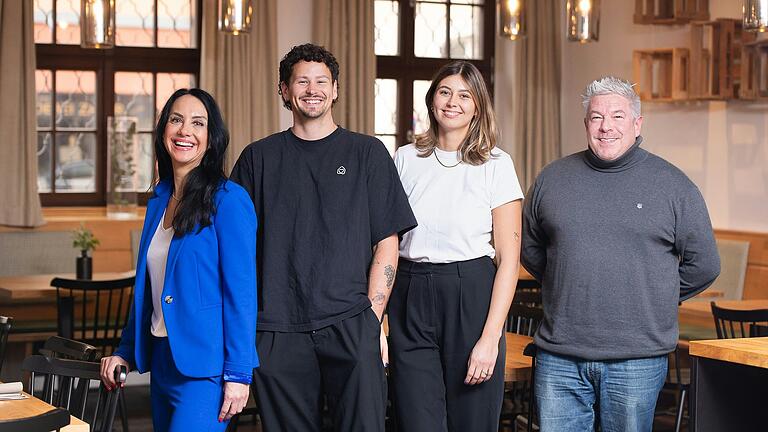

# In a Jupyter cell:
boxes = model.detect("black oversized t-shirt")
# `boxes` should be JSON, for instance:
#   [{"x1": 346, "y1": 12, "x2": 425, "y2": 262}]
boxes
[{"x1": 230, "y1": 127, "x2": 417, "y2": 332}]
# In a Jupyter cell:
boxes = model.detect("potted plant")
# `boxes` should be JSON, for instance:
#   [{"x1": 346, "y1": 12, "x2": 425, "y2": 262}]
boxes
[{"x1": 72, "y1": 223, "x2": 100, "y2": 279}]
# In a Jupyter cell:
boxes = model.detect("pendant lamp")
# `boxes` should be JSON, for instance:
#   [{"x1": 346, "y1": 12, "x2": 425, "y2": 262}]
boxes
[
  {"x1": 499, "y1": 0, "x2": 525, "y2": 40},
  {"x1": 566, "y1": 0, "x2": 600, "y2": 43},
  {"x1": 219, "y1": 0, "x2": 253, "y2": 35},
  {"x1": 80, "y1": 0, "x2": 115, "y2": 48}
]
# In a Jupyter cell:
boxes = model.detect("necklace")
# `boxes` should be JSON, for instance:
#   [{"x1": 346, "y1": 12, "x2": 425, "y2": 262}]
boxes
[{"x1": 433, "y1": 150, "x2": 461, "y2": 168}]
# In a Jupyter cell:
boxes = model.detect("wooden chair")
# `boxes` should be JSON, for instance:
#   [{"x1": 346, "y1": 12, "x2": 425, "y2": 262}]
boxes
[
  {"x1": 39, "y1": 335, "x2": 99, "y2": 361},
  {"x1": 0, "y1": 407, "x2": 71, "y2": 432},
  {"x1": 52, "y1": 277, "x2": 134, "y2": 432},
  {"x1": 656, "y1": 345, "x2": 690, "y2": 432},
  {"x1": 501, "y1": 304, "x2": 542, "y2": 432},
  {"x1": 51, "y1": 276, "x2": 135, "y2": 357},
  {"x1": 0, "y1": 316, "x2": 12, "y2": 376},
  {"x1": 710, "y1": 301, "x2": 768, "y2": 339},
  {"x1": 22, "y1": 354, "x2": 127, "y2": 432}
]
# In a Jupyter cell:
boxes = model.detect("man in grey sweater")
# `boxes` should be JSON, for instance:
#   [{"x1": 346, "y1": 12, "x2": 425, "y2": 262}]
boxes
[{"x1": 522, "y1": 76, "x2": 720, "y2": 431}]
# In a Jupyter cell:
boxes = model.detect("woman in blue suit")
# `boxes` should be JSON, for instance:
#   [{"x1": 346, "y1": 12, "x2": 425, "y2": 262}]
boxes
[{"x1": 100, "y1": 88, "x2": 258, "y2": 431}]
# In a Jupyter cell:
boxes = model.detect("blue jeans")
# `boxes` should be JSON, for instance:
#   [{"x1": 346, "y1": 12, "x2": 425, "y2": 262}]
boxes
[{"x1": 534, "y1": 350, "x2": 667, "y2": 432}]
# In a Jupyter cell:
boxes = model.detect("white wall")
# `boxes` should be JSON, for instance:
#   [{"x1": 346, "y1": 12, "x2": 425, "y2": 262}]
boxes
[
  {"x1": 559, "y1": 1, "x2": 768, "y2": 231},
  {"x1": 276, "y1": 0, "x2": 314, "y2": 131}
]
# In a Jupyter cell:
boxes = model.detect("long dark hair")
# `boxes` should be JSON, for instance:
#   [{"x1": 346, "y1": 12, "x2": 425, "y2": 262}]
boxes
[{"x1": 154, "y1": 88, "x2": 228, "y2": 235}]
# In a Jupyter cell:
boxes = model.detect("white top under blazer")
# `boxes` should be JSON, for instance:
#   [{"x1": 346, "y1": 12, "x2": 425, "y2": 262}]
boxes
[
  {"x1": 394, "y1": 144, "x2": 524, "y2": 263},
  {"x1": 146, "y1": 210, "x2": 174, "y2": 337}
]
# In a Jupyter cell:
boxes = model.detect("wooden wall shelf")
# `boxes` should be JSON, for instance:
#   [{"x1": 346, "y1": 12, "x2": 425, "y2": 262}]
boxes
[
  {"x1": 740, "y1": 39, "x2": 768, "y2": 100},
  {"x1": 634, "y1": 0, "x2": 709, "y2": 25},
  {"x1": 689, "y1": 19, "x2": 747, "y2": 100},
  {"x1": 633, "y1": 48, "x2": 690, "y2": 101}
]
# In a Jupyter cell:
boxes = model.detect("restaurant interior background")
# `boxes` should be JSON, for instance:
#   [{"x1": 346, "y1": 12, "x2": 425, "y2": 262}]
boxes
[{"x1": 0, "y1": 1, "x2": 767, "y2": 429}]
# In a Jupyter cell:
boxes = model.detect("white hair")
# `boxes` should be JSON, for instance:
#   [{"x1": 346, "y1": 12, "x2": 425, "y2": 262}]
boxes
[{"x1": 581, "y1": 76, "x2": 642, "y2": 119}]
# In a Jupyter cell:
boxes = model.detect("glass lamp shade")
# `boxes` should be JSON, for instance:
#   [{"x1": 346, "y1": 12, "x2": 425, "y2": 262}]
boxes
[
  {"x1": 744, "y1": 0, "x2": 768, "y2": 32},
  {"x1": 218, "y1": 0, "x2": 254, "y2": 35},
  {"x1": 80, "y1": 0, "x2": 115, "y2": 48},
  {"x1": 499, "y1": 0, "x2": 525, "y2": 40},
  {"x1": 567, "y1": 0, "x2": 600, "y2": 43}
]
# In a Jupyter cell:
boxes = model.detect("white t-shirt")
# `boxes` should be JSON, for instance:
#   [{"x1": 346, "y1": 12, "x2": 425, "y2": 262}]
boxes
[
  {"x1": 147, "y1": 210, "x2": 174, "y2": 337},
  {"x1": 394, "y1": 144, "x2": 524, "y2": 263}
]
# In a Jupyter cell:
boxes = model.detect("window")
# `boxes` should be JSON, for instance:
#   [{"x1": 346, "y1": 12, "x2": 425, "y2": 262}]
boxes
[
  {"x1": 34, "y1": 0, "x2": 200, "y2": 206},
  {"x1": 374, "y1": 0, "x2": 494, "y2": 154}
]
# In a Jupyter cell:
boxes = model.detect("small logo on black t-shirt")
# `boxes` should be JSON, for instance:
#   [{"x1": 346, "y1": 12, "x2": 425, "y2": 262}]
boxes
[{"x1": 337, "y1": 166, "x2": 346, "y2": 175}]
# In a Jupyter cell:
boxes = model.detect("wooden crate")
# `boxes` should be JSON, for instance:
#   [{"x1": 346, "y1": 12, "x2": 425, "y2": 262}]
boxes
[
  {"x1": 738, "y1": 34, "x2": 761, "y2": 99},
  {"x1": 633, "y1": 48, "x2": 690, "y2": 101},
  {"x1": 634, "y1": 0, "x2": 709, "y2": 24},
  {"x1": 689, "y1": 19, "x2": 746, "y2": 100}
]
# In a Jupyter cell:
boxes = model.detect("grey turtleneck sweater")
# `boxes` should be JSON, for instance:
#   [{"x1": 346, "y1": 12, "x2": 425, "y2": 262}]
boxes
[{"x1": 522, "y1": 137, "x2": 720, "y2": 360}]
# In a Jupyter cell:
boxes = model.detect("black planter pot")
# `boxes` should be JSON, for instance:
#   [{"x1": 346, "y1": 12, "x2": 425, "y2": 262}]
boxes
[{"x1": 76, "y1": 252, "x2": 92, "y2": 280}]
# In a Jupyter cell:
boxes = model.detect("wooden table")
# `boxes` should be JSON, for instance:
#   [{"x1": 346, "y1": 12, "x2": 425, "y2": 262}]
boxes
[
  {"x1": 0, "y1": 272, "x2": 134, "y2": 301},
  {"x1": 0, "y1": 391, "x2": 89, "y2": 431},
  {"x1": 504, "y1": 332, "x2": 534, "y2": 383},
  {"x1": 689, "y1": 337, "x2": 768, "y2": 431},
  {"x1": 679, "y1": 299, "x2": 768, "y2": 328}
]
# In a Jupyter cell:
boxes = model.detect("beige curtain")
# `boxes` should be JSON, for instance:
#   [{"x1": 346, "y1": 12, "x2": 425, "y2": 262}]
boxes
[
  {"x1": 513, "y1": 0, "x2": 562, "y2": 191},
  {"x1": 200, "y1": 0, "x2": 279, "y2": 173},
  {"x1": 0, "y1": 0, "x2": 45, "y2": 227},
  {"x1": 312, "y1": 0, "x2": 375, "y2": 135}
]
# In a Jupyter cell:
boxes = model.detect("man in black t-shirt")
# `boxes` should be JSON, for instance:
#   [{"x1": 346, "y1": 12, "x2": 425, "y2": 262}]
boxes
[{"x1": 230, "y1": 44, "x2": 416, "y2": 432}]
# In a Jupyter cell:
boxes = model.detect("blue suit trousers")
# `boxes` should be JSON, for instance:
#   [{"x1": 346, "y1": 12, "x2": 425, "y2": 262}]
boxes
[{"x1": 150, "y1": 337, "x2": 229, "y2": 432}]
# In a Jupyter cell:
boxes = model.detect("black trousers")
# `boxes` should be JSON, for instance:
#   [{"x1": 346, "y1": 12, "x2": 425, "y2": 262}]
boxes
[
  {"x1": 388, "y1": 257, "x2": 505, "y2": 432},
  {"x1": 251, "y1": 308, "x2": 387, "y2": 432}
]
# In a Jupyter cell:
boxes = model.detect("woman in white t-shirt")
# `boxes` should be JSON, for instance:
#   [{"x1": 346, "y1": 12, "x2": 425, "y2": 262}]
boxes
[{"x1": 390, "y1": 61, "x2": 524, "y2": 432}]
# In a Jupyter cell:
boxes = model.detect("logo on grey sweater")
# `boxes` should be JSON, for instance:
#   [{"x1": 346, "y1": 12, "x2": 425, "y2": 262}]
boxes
[{"x1": 637, "y1": 203, "x2": 643, "y2": 209}]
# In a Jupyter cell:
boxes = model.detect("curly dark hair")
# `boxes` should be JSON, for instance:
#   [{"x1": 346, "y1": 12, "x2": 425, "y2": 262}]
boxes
[{"x1": 278, "y1": 43, "x2": 340, "y2": 110}]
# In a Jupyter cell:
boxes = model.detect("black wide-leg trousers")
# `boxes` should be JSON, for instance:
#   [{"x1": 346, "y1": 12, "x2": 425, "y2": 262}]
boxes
[
  {"x1": 388, "y1": 256, "x2": 505, "y2": 432},
  {"x1": 251, "y1": 308, "x2": 387, "y2": 432}
]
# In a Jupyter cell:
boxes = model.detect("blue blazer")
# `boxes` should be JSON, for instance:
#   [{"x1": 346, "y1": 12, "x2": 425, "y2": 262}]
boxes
[{"x1": 115, "y1": 179, "x2": 259, "y2": 378}]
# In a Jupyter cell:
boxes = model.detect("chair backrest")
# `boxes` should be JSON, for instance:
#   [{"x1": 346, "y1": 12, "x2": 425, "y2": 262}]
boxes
[
  {"x1": 52, "y1": 276, "x2": 135, "y2": 358},
  {"x1": 516, "y1": 279, "x2": 541, "y2": 291},
  {"x1": 0, "y1": 316, "x2": 12, "y2": 375},
  {"x1": 710, "y1": 301, "x2": 768, "y2": 339},
  {"x1": 750, "y1": 324, "x2": 768, "y2": 337},
  {"x1": 41, "y1": 336, "x2": 99, "y2": 361},
  {"x1": 707, "y1": 239, "x2": 750, "y2": 300},
  {"x1": 22, "y1": 354, "x2": 127, "y2": 432},
  {"x1": 0, "y1": 407, "x2": 71, "y2": 432},
  {"x1": 506, "y1": 304, "x2": 543, "y2": 337},
  {"x1": 0, "y1": 231, "x2": 79, "y2": 277},
  {"x1": 512, "y1": 290, "x2": 542, "y2": 306},
  {"x1": 129, "y1": 229, "x2": 141, "y2": 270}
]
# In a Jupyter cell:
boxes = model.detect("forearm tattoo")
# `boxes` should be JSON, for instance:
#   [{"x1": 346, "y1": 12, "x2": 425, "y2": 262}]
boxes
[
  {"x1": 384, "y1": 265, "x2": 395, "y2": 288},
  {"x1": 513, "y1": 232, "x2": 520, "y2": 242},
  {"x1": 371, "y1": 292, "x2": 386, "y2": 305}
]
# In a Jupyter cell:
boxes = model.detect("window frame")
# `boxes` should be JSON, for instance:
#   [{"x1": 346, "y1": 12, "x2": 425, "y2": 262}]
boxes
[
  {"x1": 36, "y1": 1, "x2": 202, "y2": 207},
  {"x1": 376, "y1": 0, "x2": 495, "y2": 146}
]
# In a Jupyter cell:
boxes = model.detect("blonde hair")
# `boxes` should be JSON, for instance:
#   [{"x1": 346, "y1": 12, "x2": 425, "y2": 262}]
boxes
[{"x1": 414, "y1": 61, "x2": 499, "y2": 165}]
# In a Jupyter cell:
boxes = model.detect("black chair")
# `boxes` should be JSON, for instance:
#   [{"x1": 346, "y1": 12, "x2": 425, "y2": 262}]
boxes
[
  {"x1": 512, "y1": 290, "x2": 542, "y2": 307},
  {"x1": 501, "y1": 304, "x2": 543, "y2": 432},
  {"x1": 0, "y1": 316, "x2": 12, "y2": 376},
  {"x1": 40, "y1": 335, "x2": 99, "y2": 361},
  {"x1": 750, "y1": 323, "x2": 768, "y2": 337},
  {"x1": 51, "y1": 276, "x2": 135, "y2": 358},
  {"x1": 710, "y1": 301, "x2": 768, "y2": 339},
  {"x1": 22, "y1": 354, "x2": 127, "y2": 432},
  {"x1": 656, "y1": 345, "x2": 690, "y2": 432},
  {"x1": 52, "y1": 277, "x2": 134, "y2": 432},
  {"x1": 0, "y1": 407, "x2": 71, "y2": 432}
]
